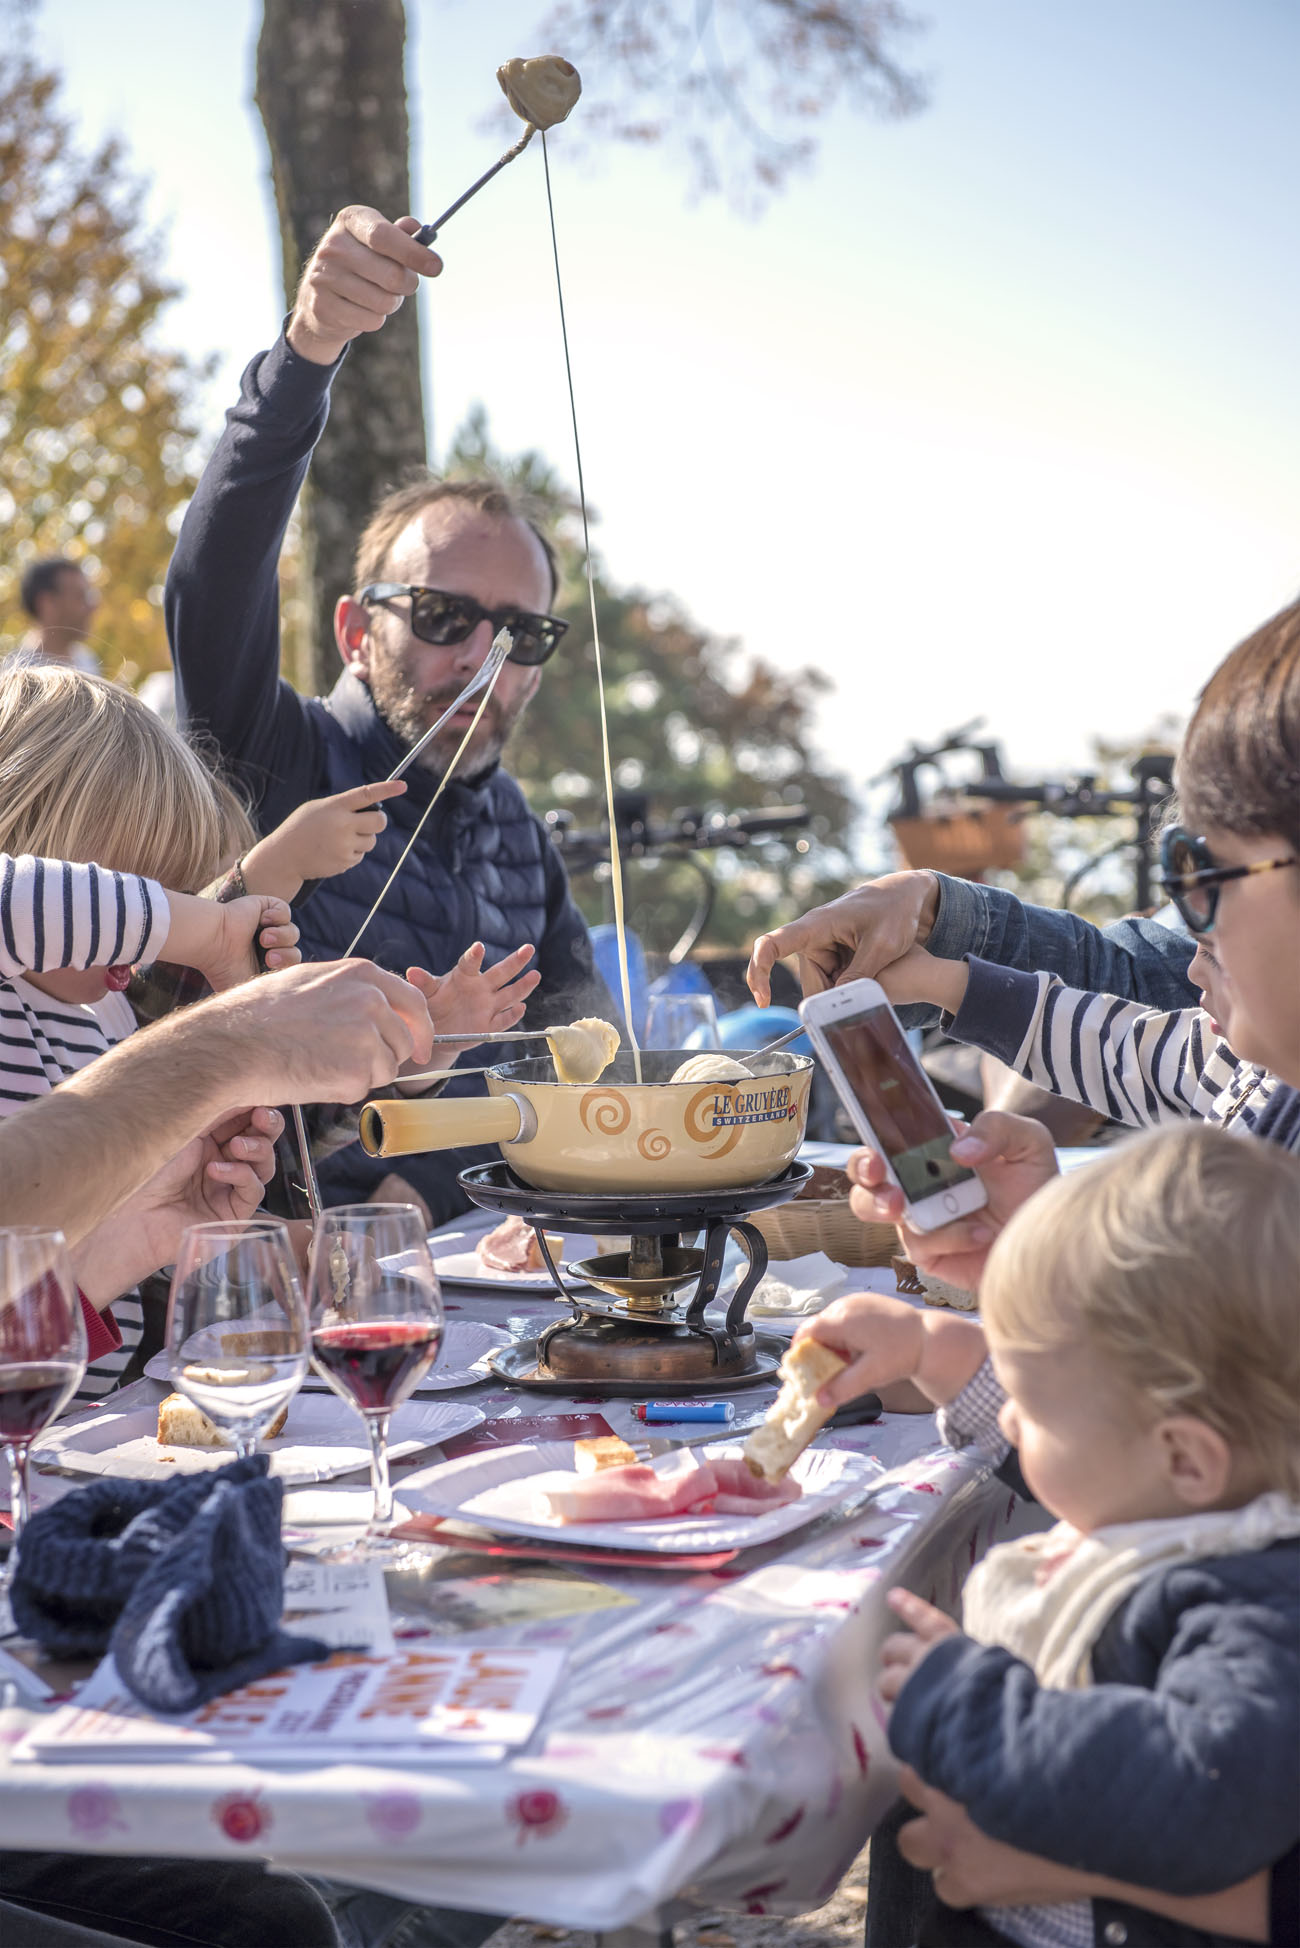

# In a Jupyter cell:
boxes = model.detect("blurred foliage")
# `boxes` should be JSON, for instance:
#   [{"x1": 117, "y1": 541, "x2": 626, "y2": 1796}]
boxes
[
  {"x1": 516, "y1": 0, "x2": 928, "y2": 210},
  {"x1": 0, "y1": 27, "x2": 210, "y2": 681},
  {"x1": 445, "y1": 404, "x2": 861, "y2": 952}
]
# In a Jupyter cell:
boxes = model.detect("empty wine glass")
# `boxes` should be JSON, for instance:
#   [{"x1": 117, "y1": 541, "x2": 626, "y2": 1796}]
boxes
[
  {"x1": 306, "y1": 1205, "x2": 443, "y2": 1547},
  {"x1": 1, "y1": 1227, "x2": 87, "y2": 1582},
  {"x1": 166, "y1": 1220, "x2": 308, "y2": 1459},
  {"x1": 644, "y1": 990, "x2": 721, "y2": 1053}
]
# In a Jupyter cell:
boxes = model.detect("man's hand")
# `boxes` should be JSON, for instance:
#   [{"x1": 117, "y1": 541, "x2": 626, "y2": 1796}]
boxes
[
  {"x1": 879, "y1": 1590, "x2": 960, "y2": 1704},
  {"x1": 287, "y1": 207, "x2": 442, "y2": 366},
  {"x1": 747, "y1": 872, "x2": 940, "y2": 1008},
  {"x1": 221, "y1": 959, "x2": 435, "y2": 1104},
  {"x1": 399, "y1": 944, "x2": 541, "y2": 1086},
  {"x1": 72, "y1": 1107, "x2": 284, "y2": 1305},
  {"x1": 848, "y1": 1109, "x2": 1058, "y2": 1294}
]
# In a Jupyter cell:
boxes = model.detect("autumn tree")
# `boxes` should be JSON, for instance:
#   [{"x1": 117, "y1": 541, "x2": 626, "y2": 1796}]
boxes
[
  {"x1": 446, "y1": 406, "x2": 859, "y2": 952},
  {"x1": 0, "y1": 35, "x2": 209, "y2": 680},
  {"x1": 255, "y1": 0, "x2": 926, "y2": 689}
]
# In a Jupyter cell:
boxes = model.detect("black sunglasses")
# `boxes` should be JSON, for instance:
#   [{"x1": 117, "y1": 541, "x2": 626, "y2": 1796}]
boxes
[
  {"x1": 359, "y1": 583, "x2": 568, "y2": 667},
  {"x1": 1158, "y1": 825, "x2": 1297, "y2": 935}
]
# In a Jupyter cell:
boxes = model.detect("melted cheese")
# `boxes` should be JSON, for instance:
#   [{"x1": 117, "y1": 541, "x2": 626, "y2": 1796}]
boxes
[
  {"x1": 547, "y1": 1017, "x2": 621, "y2": 1085},
  {"x1": 669, "y1": 1053, "x2": 751, "y2": 1084},
  {"x1": 497, "y1": 56, "x2": 582, "y2": 129}
]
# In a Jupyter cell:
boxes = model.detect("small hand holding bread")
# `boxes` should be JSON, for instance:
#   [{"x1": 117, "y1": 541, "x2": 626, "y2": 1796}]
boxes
[{"x1": 743, "y1": 1338, "x2": 847, "y2": 1482}]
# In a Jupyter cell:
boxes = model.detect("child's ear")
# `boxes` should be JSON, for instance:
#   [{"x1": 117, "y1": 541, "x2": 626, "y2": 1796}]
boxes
[{"x1": 1157, "y1": 1416, "x2": 1233, "y2": 1509}]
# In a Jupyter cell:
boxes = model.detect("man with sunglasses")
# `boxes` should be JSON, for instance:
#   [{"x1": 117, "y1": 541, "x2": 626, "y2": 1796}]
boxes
[{"x1": 166, "y1": 205, "x2": 614, "y2": 1228}]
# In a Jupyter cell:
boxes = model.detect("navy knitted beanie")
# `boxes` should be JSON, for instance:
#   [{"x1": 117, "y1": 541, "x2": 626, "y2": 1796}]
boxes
[{"x1": 12, "y1": 1455, "x2": 327, "y2": 1711}]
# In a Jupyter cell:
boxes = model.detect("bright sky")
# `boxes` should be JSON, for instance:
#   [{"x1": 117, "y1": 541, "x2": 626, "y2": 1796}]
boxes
[{"x1": 32, "y1": 0, "x2": 1300, "y2": 858}]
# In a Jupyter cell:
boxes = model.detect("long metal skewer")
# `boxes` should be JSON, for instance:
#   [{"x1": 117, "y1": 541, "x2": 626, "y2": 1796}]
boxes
[
  {"x1": 385, "y1": 634, "x2": 512, "y2": 782},
  {"x1": 412, "y1": 128, "x2": 537, "y2": 247}
]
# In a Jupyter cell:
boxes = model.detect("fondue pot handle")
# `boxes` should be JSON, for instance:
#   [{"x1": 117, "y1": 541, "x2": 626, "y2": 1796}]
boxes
[{"x1": 357, "y1": 1092, "x2": 537, "y2": 1158}]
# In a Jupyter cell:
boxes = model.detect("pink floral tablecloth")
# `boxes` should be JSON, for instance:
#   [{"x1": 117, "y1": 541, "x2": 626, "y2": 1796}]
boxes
[{"x1": 0, "y1": 1210, "x2": 1025, "y2": 1931}]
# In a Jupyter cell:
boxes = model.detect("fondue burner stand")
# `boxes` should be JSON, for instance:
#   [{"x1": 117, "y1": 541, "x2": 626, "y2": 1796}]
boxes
[{"x1": 460, "y1": 1159, "x2": 813, "y2": 1396}]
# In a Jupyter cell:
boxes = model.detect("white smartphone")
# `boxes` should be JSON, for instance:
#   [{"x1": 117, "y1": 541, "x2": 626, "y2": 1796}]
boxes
[{"x1": 798, "y1": 977, "x2": 988, "y2": 1232}]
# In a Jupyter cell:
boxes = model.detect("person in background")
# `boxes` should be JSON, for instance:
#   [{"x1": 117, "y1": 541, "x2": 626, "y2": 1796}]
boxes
[
  {"x1": 166, "y1": 204, "x2": 614, "y2": 1228},
  {"x1": 6, "y1": 557, "x2": 102, "y2": 674}
]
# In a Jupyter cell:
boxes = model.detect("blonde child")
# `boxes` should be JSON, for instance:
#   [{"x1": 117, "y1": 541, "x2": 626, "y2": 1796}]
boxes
[{"x1": 868, "y1": 1126, "x2": 1300, "y2": 1948}]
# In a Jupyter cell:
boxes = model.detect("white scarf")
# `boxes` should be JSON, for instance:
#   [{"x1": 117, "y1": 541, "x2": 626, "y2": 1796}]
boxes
[{"x1": 962, "y1": 1491, "x2": 1300, "y2": 1690}]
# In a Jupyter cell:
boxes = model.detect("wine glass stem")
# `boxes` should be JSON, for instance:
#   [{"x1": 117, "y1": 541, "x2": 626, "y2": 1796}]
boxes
[
  {"x1": 4, "y1": 1440, "x2": 31, "y2": 1547},
  {"x1": 365, "y1": 1412, "x2": 393, "y2": 1529}
]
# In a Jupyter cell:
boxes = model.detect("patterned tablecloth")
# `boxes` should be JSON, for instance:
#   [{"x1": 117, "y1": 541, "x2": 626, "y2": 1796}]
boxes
[{"x1": 0, "y1": 1203, "x2": 1023, "y2": 1931}]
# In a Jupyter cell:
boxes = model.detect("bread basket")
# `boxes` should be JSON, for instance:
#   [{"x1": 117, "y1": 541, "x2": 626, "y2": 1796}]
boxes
[{"x1": 749, "y1": 1165, "x2": 897, "y2": 1268}]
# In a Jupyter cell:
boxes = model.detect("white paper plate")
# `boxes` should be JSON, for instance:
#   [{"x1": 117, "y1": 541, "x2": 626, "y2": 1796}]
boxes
[
  {"x1": 401, "y1": 1439, "x2": 881, "y2": 1554},
  {"x1": 143, "y1": 1319, "x2": 509, "y2": 1393},
  {"x1": 32, "y1": 1397, "x2": 485, "y2": 1485}
]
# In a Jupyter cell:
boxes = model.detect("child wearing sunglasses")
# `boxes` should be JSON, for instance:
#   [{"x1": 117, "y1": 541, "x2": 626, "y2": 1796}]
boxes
[
  {"x1": 871, "y1": 1124, "x2": 1300, "y2": 1948},
  {"x1": 863, "y1": 599, "x2": 1300, "y2": 1157}
]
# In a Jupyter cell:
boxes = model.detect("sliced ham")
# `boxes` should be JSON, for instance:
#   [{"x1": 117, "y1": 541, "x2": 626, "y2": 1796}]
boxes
[
  {"x1": 477, "y1": 1215, "x2": 562, "y2": 1274},
  {"x1": 538, "y1": 1450, "x2": 803, "y2": 1524},
  {"x1": 707, "y1": 1456, "x2": 802, "y2": 1515},
  {"x1": 540, "y1": 1452, "x2": 718, "y2": 1523}
]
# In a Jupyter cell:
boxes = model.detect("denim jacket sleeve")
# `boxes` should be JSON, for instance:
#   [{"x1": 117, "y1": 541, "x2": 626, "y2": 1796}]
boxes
[{"x1": 896, "y1": 875, "x2": 1197, "y2": 1029}]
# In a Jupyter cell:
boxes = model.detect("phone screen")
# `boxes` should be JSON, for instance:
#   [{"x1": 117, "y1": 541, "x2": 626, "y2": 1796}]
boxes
[{"x1": 821, "y1": 1006, "x2": 976, "y2": 1202}]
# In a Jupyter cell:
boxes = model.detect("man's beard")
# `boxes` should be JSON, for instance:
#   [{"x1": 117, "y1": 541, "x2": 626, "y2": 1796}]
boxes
[{"x1": 368, "y1": 656, "x2": 525, "y2": 779}]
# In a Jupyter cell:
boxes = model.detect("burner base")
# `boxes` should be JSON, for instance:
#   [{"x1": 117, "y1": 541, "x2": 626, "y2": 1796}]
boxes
[{"x1": 485, "y1": 1334, "x2": 786, "y2": 1397}]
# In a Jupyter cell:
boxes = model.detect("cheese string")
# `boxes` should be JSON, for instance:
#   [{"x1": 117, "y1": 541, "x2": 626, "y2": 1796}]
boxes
[
  {"x1": 343, "y1": 661, "x2": 507, "y2": 958},
  {"x1": 541, "y1": 131, "x2": 643, "y2": 1082}
]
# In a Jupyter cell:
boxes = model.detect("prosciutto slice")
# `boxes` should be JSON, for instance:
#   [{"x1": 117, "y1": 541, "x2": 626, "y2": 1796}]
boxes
[{"x1": 707, "y1": 1456, "x2": 803, "y2": 1515}]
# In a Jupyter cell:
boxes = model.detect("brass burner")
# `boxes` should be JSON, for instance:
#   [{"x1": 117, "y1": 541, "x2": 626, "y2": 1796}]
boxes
[{"x1": 570, "y1": 1243, "x2": 703, "y2": 1309}]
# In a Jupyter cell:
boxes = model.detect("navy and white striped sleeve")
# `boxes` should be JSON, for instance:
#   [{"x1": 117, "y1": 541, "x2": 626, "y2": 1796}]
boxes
[
  {"x1": 948, "y1": 958, "x2": 1231, "y2": 1128},
  {"x1": 0, "y1": 854, "x2": 170, "y2": 978}
]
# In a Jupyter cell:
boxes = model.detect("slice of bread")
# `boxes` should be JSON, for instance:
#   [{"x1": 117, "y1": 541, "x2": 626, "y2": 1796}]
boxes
[
  {"x1": 157, "y1": 1393, "x2": 288, "y2": 1449},
  {"x1": 743, "y1": 1338, "x2": 847, "y2": 1482},
  {"x1": 573, "y1": 1435, "x2": 638, "y2": 1474}
]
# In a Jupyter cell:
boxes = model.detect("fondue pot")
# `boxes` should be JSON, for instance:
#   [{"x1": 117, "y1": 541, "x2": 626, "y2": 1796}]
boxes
[{"x1": 358, "y1": 1051, "x2": 813, "y2": 1194}]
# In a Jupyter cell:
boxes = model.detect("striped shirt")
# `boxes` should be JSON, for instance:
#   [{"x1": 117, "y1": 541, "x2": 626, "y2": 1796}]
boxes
[
  {"x1": 0, "y1": 854, "x2": 170, "y2": 1396},
  {"x1": 949, "y1": 958, "x2": 1297, "y2": 1150}
]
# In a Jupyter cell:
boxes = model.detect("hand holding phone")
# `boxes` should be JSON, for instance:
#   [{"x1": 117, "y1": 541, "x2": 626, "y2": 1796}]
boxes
[{"x1": 798, "y1": 978, "x2": 988, "y2": 1232}]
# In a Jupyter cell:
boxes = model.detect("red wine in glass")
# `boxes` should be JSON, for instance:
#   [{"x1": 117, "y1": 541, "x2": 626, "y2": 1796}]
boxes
[
  {"x1": 1, "y1": 1229, "x2": 87, "y2": 1583},
  {"x1": 310, "y1": 1317, "x2": 442, "y2": 1414},
  {"x1": 0, "y1": 1363, "x2": 83, "y2": 1443},
  {"x1": 307, "y1": 1205, "x2": 443, "y2": 1550}
]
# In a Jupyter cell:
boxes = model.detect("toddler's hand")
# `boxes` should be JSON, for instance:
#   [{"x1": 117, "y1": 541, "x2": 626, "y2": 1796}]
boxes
[
  {"x1": 202, "y1": 895, "x2": 300, "y2": 991},
  {"x1": 879, "y1": 1588, "x2": 960, "y2": 1704},
  {"x1": 251, "y1": 780, "x2": 408, "y2": 891},
  {"x1": 793, "y1": 1293, "x2": 926, "y2": 1410},
  {"x1": 401, "y1": 943, "x2": 542, "y2": 1077}
]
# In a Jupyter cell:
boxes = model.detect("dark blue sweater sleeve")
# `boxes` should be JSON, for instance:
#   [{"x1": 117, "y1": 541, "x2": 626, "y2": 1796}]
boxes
[
  {"x1": 887, "y1": 1562, "x2": 1300, "y2": 1894},
  {"x1": 166, "y1": 333, "x2": 341, "y2": 824},
  {"x1": 893, "y1": 873, "x2": 1197, "y2": 1030}
]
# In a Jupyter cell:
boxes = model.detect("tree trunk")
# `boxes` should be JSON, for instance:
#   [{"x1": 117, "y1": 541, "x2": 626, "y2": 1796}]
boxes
[{"x1": 255, "y1": 0, "x2": 425, "y2": 697}]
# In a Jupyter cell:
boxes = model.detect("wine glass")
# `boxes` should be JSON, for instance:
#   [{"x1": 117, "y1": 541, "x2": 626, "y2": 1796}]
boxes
[
  {"x1": 0, "y1": 1228, "x2": 87, "y2": 1582},
  {"x1": 165, "y1": 1220, "x2": 308, "y2": 1460},
  {"x1": 306, "y1": 1205, "x2": 443, "y2": 1546},
  {"x1": 644, "y1": 990, "x2": 721, "y2": 1053}
]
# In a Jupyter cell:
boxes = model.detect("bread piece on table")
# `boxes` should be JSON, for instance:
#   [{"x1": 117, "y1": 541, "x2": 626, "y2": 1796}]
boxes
[
  {"x1": 573, "y1": 1435, "x2": 639, "y2": 1475},
  {"x1": 157, "y1": 1393, "x2": 288, "y2": 1449},
  {"x1": 743, "y1": 1339, "x2": 847, "y2": 1482}
]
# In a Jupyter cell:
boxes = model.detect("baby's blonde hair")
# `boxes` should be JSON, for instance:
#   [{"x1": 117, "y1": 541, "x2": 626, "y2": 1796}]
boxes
[
  {"x1": 981, "y1": 1125, "x2": 1300, "y2": 1496},
  {"x1": 0, "y1": 665, "x2": 252, "y2": 894}
]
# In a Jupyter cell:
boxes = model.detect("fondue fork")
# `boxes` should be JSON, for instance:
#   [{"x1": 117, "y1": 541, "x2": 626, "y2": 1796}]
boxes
[{"x1": 385, "y1": 630, "x2": 513, "y2": 782}]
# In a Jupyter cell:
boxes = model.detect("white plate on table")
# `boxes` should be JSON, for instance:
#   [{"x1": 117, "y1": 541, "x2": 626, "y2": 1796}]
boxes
[
  {"x1": 401, "y1": 1439, "x2": 882, "y2": 1554},
  {"x1": 32, "y1": 1397, "x2": 485, "y2": 1485},
  {"x1": 432, "y1": 1231, "x2": 601, "y2": 1295},
  {"x1": 143, "y1": 1319, "x2": 510, "y2": 1393}
]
